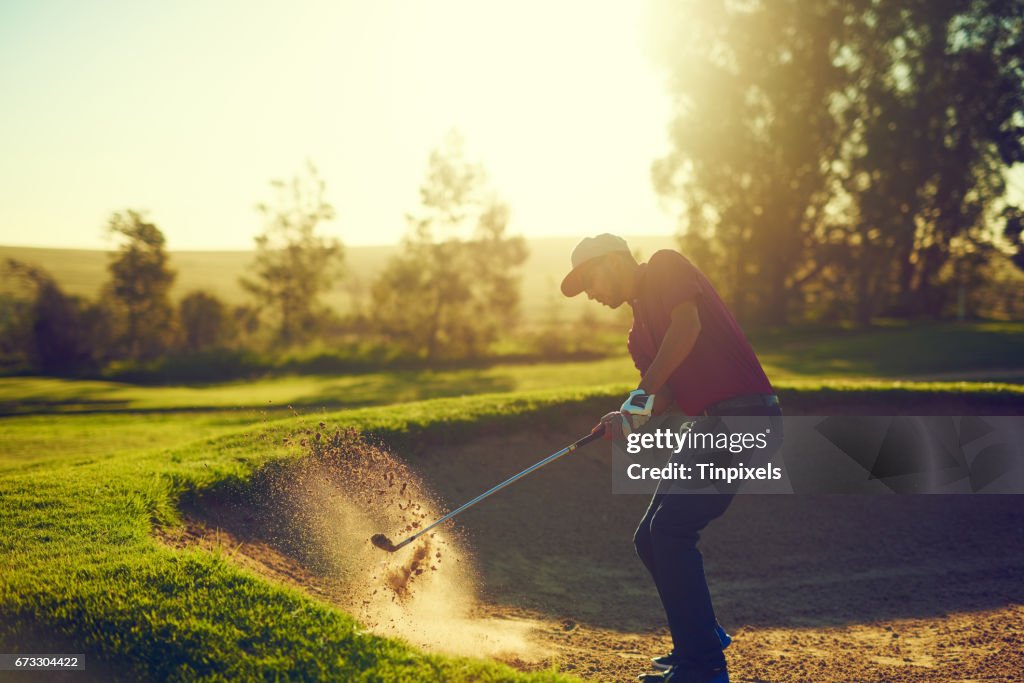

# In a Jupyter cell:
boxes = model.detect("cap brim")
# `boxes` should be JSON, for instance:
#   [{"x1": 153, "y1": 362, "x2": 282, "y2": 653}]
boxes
[
  {"x1": 560, "y1": 267, "x2": 585, "y2": 297},
  {"x1": 560, "y1": 260, "x2": 596, "y2": 297}
]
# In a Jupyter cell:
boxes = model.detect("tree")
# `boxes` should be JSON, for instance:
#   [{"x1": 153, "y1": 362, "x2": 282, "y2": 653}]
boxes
[
  {"x1": 0, "y1": 265, "x2": 35, "y2": 368},
  {"x1": 1004, "y1": 206, "x2": 1024, "y2": 271},
  {"x1": 1, "y1": 259, "x2": 108, "y2": 373},
  {"x1": 104, "y1": 210, "x2": 176, "y2": 360},
  {"x1": 178, "y1": 290, "x2": 235, "y2": 352},
  {"x1": 241, "y1": 162, "x2": 343, "y2": 346},
  {"x1": 835, "y1": 0, "x2": 1024, "y2": 323},
  {"x1": 649, "y1": 0, "x2": 848, "y2": 324},
  {"x1": 372, "y1": 132, "x2": 528, "y2": 358},
  {"x1": 648, "y1": 0, "x2": 1024, "y2": 325}
]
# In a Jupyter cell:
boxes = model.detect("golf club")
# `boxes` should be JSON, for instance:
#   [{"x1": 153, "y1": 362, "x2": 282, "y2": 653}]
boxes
[{"x1": 371, "y1": 424, "x2": 606, "y2": 552}]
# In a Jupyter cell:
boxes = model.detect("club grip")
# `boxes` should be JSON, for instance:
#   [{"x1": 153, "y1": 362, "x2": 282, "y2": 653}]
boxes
[{"x1": 575, "y1": 423, "x2": 606, "y2": 448}]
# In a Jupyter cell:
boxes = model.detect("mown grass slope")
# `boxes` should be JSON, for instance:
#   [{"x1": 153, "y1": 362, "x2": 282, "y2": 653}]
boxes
[{"x1": 0, "y1": 387, "x2": 630, "y2": 682}]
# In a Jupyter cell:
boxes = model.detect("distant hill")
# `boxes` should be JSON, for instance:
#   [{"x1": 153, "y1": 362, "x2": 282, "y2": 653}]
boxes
[{"x1": 0, "y1": 235, "x2": 679, "y2": 323}]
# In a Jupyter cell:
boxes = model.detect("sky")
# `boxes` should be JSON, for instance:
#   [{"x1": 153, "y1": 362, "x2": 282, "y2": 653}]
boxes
[{"x1": 0, "y1": 0, "x2": 678, "y2": 250}]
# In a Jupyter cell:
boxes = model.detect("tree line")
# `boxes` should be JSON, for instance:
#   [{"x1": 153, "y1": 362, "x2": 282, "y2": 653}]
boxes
[
  {"x1": 0, "y1": 133, "x2": 529, "y2": 375},
  {"x1": 649, "y1": 0, "x2": 1024, "y2": 325}
]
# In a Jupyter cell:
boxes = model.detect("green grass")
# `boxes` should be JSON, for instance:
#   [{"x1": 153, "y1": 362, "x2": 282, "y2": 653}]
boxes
[
  {"x1": 772, "y1": 378, "x2": 1024, "y2": 415},
  {"x1": 3, "y1": 319, "x2": 1024, "y2": 417},
  {"x1": 0, "y1": 358, "x2": 639, "y2": 415},
  {"x1": 0, "y1": 411, "x2": 267, "y2": 473},
  {"x1": 0, "y1": 387, "x2": 628, "y2": 682},
  {"x1": 753, "y1": 321, "x2": 1024, "y2": 379}
]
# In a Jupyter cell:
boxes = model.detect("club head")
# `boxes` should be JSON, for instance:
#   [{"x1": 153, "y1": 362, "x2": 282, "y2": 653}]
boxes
[{"x1": 370, "y1": 533, "x2": 398, "y2": 552}]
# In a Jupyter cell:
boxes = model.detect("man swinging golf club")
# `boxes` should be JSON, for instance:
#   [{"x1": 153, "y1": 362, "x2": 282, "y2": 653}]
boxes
[{"x1": 561, "y1": 234, "x2": 781, "y2": 683}]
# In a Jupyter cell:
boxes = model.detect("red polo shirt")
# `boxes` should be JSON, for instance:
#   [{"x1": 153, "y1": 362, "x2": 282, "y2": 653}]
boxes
[{"x1": 627, "y1": 250, "x2": 773, "y2": 416}]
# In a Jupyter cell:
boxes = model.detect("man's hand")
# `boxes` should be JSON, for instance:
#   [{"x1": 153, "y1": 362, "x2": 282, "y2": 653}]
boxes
[
  {"x1": 620, "y1": 389, "x2": 655, "y2": 435},
  {"x1": 597, "y1": 411, "x2": 628, "y2": 440},
  {"x1": 595, "y1": 390, "x2": 655, "y2": 439}
]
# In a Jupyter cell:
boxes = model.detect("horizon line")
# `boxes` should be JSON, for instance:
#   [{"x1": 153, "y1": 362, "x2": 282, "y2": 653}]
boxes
[{"x1": 0, "y1": 232, "x2": 680, "y2": 253}]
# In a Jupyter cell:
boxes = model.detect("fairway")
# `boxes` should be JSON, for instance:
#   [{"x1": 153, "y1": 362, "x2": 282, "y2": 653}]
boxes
[
  {"x1": 3, "y1": 322, "x2": 1022, "y2": 419},
  {"x1": 0, "y1": 358, "x2": 638, "y2": 416}
]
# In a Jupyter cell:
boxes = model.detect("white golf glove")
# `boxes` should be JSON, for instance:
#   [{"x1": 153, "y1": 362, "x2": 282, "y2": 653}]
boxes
[{"x1": 619, "y1": 389, "x2": 655, "y2": 435}]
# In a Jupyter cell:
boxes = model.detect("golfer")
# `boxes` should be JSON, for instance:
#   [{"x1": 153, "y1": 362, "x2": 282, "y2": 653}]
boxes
[{"x1": 561, "y1": 234, "x2": 781, "y2": 683}]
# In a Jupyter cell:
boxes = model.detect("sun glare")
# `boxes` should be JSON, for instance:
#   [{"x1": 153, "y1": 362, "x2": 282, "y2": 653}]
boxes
[{"x1": 0, "y1": 0, "x2": 675, "y2": 249}]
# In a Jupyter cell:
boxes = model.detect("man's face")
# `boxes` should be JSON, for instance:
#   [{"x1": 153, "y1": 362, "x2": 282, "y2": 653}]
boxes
[{"x1": 582, "y1": 256, "x2": 627, "y2": 309}]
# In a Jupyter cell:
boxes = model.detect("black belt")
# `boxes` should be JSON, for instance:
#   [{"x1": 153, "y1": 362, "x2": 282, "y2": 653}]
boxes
[{"x1": 702, "y1": 393, "x2": 779, "y2": 416}]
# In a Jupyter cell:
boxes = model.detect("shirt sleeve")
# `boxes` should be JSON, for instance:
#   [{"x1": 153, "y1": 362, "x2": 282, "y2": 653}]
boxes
[{"x1": 650, "y1": 250, "x2": 703, "y2": 312}]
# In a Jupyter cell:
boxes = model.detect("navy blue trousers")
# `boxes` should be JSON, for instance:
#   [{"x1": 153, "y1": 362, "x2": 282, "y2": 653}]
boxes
[
  {"x1": 633, "y1": 406, "x2": 782, "y2": 669},
  {"x1": 634, "y1": 488, "x2": 733, "y2": 669}
]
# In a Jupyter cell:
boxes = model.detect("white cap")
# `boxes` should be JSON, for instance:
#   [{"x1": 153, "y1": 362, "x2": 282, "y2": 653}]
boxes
[{"x1": 560, "y1": 233, "x2": 631, "y2": 297}]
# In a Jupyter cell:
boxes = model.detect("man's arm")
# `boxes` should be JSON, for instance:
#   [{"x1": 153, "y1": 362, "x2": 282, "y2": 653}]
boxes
[
  {"x1": 652, "y1": 383, "x2": 674, "y2": 415},
  {"x1": 599, "y1": 301, "x2": 699, "y2": 439},
  {"x1": 638, "y1": 301, "x2": 701, "y2": 396}
]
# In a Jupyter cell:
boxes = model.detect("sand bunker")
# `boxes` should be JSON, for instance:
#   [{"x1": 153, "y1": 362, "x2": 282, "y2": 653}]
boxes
[{"x1": 174, "y1": 426, "x2": 547, "y2": 660}]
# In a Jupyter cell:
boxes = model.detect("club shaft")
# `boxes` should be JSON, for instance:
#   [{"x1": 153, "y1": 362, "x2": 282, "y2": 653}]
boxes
[{"x1": 392, "y1": 429, "x2": 603, "y2": 550}]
